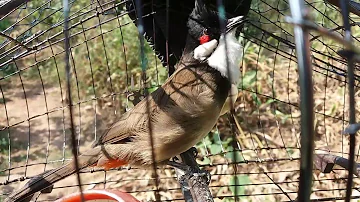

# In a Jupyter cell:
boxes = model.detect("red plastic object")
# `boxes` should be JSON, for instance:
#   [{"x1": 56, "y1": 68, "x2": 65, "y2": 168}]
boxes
[{"x1": 55, "y1": 189, "x2": 140, "y2": 202}]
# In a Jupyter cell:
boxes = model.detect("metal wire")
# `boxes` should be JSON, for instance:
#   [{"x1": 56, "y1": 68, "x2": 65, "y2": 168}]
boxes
[
  {"x1": 133, "y1": 0, "x2": 161, "y2": 200},
  {"x1": 338, "y1": 1, "x2": 357, "y2": 201},
  {"x1": 289, "y1": 1, "x2": 314, "y2": 201},
  {"x1": 63, "y1": 0, "x2": 84, "y2": 201}
]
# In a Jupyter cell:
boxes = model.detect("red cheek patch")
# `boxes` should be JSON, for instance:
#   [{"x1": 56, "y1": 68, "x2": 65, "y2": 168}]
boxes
[{"x1": 199, "y1": 34, "x2": 210, "y2": 44}]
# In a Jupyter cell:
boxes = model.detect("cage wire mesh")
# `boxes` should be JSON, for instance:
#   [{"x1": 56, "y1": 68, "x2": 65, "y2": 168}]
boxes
[{"x1": 0, "y1": 0, "x2": 360, "y2": 201}]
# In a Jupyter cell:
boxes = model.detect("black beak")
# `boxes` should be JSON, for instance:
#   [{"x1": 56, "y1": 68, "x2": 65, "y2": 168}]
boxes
[{"x1": 226, "y1": 16, "x2": 245, "y2": 33}]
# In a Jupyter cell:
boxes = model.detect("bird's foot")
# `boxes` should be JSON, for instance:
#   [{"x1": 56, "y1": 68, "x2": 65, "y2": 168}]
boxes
[
  {"x1": 193, "y1": 169, "x2": 211, "y2": 184},
  {"x1": 180, "y1": 167, "x2": 211, "y2": 185},
  {"x1": 168, "y1": 161, "x2": 191, "y2": 171},
  {"x1": 167, "y1": 161, "x2": 211, "y2": 185}
]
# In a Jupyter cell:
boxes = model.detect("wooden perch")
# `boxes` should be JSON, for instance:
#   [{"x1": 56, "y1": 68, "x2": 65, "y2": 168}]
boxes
[
  {"x1": 314, "y1": 153, "x2": 360, "y2": 177},
  {"x1": 173, "y1": 148, "x2": 214, "y2": 202}
]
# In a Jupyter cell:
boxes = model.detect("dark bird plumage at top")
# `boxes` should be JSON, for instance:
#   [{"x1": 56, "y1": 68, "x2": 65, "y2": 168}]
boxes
[{"x1": 126, "y1": 0, "x2": 252, "y2": 74}]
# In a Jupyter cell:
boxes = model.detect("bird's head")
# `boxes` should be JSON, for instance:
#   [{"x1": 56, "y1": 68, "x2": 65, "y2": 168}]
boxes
[
  {"x1": 181, "y1": 0, "x2": 245, "y2": 59},
  {"x1": 177, "y1": 0, "x2": 247, "y2": 85}
]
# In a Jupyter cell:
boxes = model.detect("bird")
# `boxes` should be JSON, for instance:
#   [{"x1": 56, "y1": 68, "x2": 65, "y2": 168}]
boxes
[
  {"x1": 5, "y1": 0, "x2": 246, "y2": 201},
  {"x1": 126, "y1": 0, "x2": 251, "y2": 75}
]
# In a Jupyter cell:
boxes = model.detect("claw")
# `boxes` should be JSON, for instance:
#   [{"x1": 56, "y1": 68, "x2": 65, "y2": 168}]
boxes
[
  {"x1": 193, "y1": 169, "x2": 211, "y2": 184},
  {"x1": 168, "y1": 161, "x2": 191, "y2": 171},
  {"x1": 167, "y1": 161, "x2": 211, "y2": 185},
  {"x1": 172, "y1": 156, "x2": 180, "y2": 162}
]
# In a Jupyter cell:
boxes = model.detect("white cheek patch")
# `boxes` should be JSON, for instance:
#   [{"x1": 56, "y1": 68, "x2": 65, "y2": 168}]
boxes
[{"x1": 193, "y1": 39, "x2": 218, "y2": 61}]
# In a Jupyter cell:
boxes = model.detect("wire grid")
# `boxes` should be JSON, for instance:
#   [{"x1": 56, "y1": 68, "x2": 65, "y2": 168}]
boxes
[{"x1": 0, "y1": 0, "x2": 360, "y2": 201}]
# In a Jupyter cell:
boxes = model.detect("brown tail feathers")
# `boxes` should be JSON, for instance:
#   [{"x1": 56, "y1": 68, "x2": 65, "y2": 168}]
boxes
[{"x1": 5, "y1": 148, "x2": 101, "y2": 202}]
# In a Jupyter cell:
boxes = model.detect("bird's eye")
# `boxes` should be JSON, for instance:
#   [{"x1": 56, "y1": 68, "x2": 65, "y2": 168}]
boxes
[
  {"x1": 199, "y1": 29, "x2": 210, "y2": 45},
  {"x1": 203, "y1": 29, "x2": 208, "y2": 35}
]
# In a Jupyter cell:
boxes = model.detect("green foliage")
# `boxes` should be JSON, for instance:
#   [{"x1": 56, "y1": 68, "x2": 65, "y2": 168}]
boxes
[
  {"x1": 7, "y1": 1, "x2": 166, "y2": 101},
  {"x1": 197, "y1": 129, "x2": 244, "y2": 164},
  {"x1": 0, "y1": 127, "x2": 10, "y2": 155},
  {"x1": 0, "y1": 19, "x2": 16, "y2": 78},
  {"x1": 241, "y1": 70, "x2": 256, "y2": 89},
  {"x1": 0, "y1": 130, "x2": 9, "y2": 176},
  {"x1": 229, "y1": 175, "x2": 251, "y2": 198},
  {"x1": 225, "y1": 145, "x2": 244, "y2": 163},
  {"x1": 0, "y1": 19, "x2": 11, "y2": 32},
  {"x1": 0, "y1": 136, "x2": 9, "y2": 154},
  {"x1": 0, "y1": 64, "x2": 17, "y2": 78}
]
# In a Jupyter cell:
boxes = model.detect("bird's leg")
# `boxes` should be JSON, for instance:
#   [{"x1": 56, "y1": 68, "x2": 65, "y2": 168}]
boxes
[
  {"x1": 184, "y1": 147, "x2": 211, "y2": 182},
  {"x1": 193, "y1": 169, "x2": 211, "y2": 184},
  {"x1": 167, "y1": 160, "x2": 191, "y2": 171},
  {"x1": 187, "y1": 147, "x2": 198, "y2": 158}
]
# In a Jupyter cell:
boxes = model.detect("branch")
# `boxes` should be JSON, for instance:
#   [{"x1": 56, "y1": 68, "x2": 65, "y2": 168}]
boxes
[
  {"x1": 173, "y1": 149, "x2": 214, "y2": 202},
  {"x1": 314, "y1": 153, "x2": 360, "y2": 177}
]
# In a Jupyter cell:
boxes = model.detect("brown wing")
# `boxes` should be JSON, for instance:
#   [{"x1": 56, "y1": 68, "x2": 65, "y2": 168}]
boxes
[
  {"x1": 92, "y1": 66, "x2": 184, "y2": 147},
  {"x1": 92, "y1": 64, "x2": 230, "y2": 152},
  {"x1": 92, "y1": 95, "x2": 152, "y2": 147}
]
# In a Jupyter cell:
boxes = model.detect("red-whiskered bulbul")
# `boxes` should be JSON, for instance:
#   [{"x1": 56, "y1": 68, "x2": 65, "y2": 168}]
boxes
[{"x1": 5, "y1": 0, "x2": 245, "y2": 201}]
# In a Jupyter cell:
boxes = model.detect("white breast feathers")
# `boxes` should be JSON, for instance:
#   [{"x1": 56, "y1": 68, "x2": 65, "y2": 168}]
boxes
[
  {"x1": 193, "y1": 31, "x2": 243, "y2": 85},
  {"x1": 207, "y1": 31, "x2": 242, "y2": 85}
]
